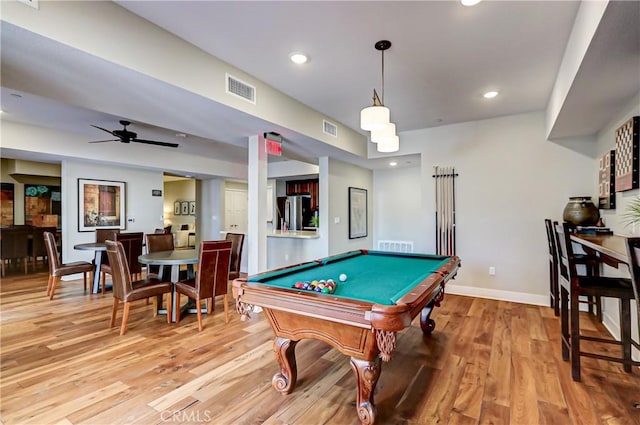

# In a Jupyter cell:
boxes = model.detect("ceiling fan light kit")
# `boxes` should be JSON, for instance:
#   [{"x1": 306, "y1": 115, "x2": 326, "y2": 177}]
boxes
[
  {"x1": 89, "y1": 120, "x2": 179, "y2": 148},
  {"x1": 360, "y1": 40, "x2": 399, "y2": 153}
]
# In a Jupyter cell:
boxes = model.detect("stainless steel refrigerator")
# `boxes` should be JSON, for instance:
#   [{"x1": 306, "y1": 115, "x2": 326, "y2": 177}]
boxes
[{"x1": 279, "y1": 195, "x2": 311, "y2": 230}]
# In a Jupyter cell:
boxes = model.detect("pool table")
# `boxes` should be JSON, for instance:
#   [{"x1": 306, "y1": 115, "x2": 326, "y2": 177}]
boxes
[{"x1": 233, "y1": 249, "x2": 460, "y2": 424}]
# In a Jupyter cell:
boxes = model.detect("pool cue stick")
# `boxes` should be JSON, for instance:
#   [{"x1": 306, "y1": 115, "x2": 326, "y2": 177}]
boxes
[
  {"x1": 445, "y1": 167, "x2": 451, "y2": 255},
  {"x1": 443, "y1": 167, "x2": 449, "y2": 255},
  {"x1": 434, "y1": 166, "x2": 439, "y2": 254},
  {"x1": 452, "y1": 167, "x2": 456, "y2": 255}
]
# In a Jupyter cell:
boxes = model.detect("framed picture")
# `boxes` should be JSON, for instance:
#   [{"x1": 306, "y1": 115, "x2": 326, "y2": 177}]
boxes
[
  {"x1": 181, "y1": 201, "x2": 189, "y2": 215},
  {"x1": 348, "y1": 187, "x2": 367, "y2": 239},
  {"x1": 189, "y1": 201, "x2": 196, "y2": 215},
  {"x1": 78, "y1": 178, "x2": 125, "y2": 231},
  {"x1": 174, "y1": 201, "x2": 181, "y2": 215}
]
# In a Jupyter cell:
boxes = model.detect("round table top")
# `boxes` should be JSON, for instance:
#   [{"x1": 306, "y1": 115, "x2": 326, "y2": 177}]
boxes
[
  {"x1": 138, "y1": 249, "x2": 198, "y2": 265},
  {"x1": 74, "y1": 242, "x2": 107, "y2": 251}
]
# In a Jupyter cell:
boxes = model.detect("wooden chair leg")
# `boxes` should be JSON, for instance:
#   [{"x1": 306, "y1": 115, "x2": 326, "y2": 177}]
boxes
[
  {"x1": 23, "y1": 256, "x2": 28, "y2": 275},
  {"x1": 152, "y1": 296, "x2": 158, "y2": 318},
  {"x1": 49, "y1": 276, "x2": 60, "y2": 300},
  {"x1": 196, "y1": 297, "x2": 203, "y2": 332},
  {"x1": 620, "y1": 298, "x2": 632, "y2": 373},
  {"x1": 101, "y1": 272, "x2": 107, "y2": 295},
  {"x1": 560, "y1": 286, "x2": 570, "y2": 361},
  {"x1": 175, "y1": 293, "x2": 181, "y2": 324},
  {"x1": 46, "y1": 275, "x2": 53, "y2": 296},
  {"x1": 570, "y1": 287, "x2": 581, "y2": 381},
  {"x1": 224, "y1": 294, "x2": 229, "y2": 324},
  {"x1": 206, "y1": 298, "x2": 212, "y2": 314},
  {"x1": 120, "y1": 302, "x2": 131, "y2": 335},
  {"x1": 110, "y1": 298, "x2": 119, "y2": 328},
  {"x1": 83, "y1": 272, "x2": 87, "y2": 293},
  {"x1": 166, "y1": 293, "x2": 172, "y2": 325}
]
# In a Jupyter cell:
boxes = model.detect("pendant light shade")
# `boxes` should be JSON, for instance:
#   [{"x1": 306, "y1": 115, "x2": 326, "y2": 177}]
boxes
[
  {"x1": 360, "y1": 105, "x2": 390, "y2": 131},
  {"x1": 370, "y1": 122, "x2": 396, "y2": 144},
  {"x1": 377, "y1": 135, "x2": 400, "y2": 153}
]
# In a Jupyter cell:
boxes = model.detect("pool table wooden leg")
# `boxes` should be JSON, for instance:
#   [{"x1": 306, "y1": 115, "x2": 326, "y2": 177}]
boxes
[
  {"x1": 272, "y1": 337, "x2": 298, "y2": 395},
  {"x1": 350, "y1": 357, "x2": 381, "y2": 425}
]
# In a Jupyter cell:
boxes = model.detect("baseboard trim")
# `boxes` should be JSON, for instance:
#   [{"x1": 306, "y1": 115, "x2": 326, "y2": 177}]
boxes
[{"x1": 446, "y1": 283, "x2": 549, "y2": 306}]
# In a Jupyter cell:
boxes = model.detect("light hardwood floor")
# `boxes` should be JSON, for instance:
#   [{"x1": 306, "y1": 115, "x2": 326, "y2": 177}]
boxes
[{"x1": 1, "y1": 268, "x2": 639, "y2": 425}]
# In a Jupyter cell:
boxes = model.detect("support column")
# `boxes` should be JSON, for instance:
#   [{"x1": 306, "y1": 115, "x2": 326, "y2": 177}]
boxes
[{"x1": 247, "y1": 134, "x2": 268, "y2": 274}]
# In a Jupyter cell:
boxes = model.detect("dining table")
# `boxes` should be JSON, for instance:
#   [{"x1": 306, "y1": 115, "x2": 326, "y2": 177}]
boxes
[
  {"x1": 73, "y1": 242, "x2": 107, "y2": 293},
  {"x1": 569, "y1": 232, "x2": 629, "y2": 268},
  {"x1": 138, "y1": 249, "x2": 198, "y2": 322}
]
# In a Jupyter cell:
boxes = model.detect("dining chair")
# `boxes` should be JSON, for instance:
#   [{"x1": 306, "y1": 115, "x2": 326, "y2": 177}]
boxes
[
  {"x1": 225, "y1": 232, "x2": 245, "y2": 281},
  {"x1": 44, "y1": 231, "x2": 94, "y2": 300},
  {"x1": 100, "y1": 232, "x2": 144, "y2": 293},
  {"x1": 105, "y1": 240, "x2": 173, "y2": 335},
  {"x1": 623, "y1": 236, "x2": 640, "y2": 354},
  {"x1": 545, "y1": 219, "x2": 560, "y2": 315},
  {"x1": 145, "y1": 233, "x2": 175, "y2": 278},
  {"x1": 30, "y1": 226, "x2": 57, "y2": 270},
  {"x1": 551, "y1": 220, "x2": 602, "y2": 320},
  {"x1": 555, "y1": 222, "x2": 638, "y2": 381},
  {"x1": 175, "y1": 240, "x2": 232, "y2": 331},
  {"x1": 0, "y1": 227, "x2": 30, "y2": 277}
]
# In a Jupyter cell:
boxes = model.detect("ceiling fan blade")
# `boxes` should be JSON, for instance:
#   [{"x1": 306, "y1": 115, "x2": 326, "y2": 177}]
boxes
[
  {"x1": 134, "y1": 139, "x2": 179, "y2": 148},
  {"x1": 90, "y1": 124, "x2": 118, "y2": 137},
  {"x1": 89, "y1": 139, "x2": 119, "y2": 143}
]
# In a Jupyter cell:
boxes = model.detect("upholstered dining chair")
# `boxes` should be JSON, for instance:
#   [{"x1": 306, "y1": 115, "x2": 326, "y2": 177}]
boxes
[
  {"x1": 100, "y1": 232, "x2": 144, "y2": 293},
  {"x1": 175, "y1": 240, "x2": 232, "y2": 331},
  {"x1": 555, "y1": 222, "x2": 638, "y2": 381},
  {"x1": 225, "y1": 232, "x2": 245, "y2": 281},
  {"x1": 30, "y1": 226, "x2": 56, "y2": 270},
  {"x1": 44, "y1": 231, "x2": 94, "y2": 300},
  {"x1": 105, "y1": 240, "x2": 173, "y2": 335},
  {"x1": 145, "y1": 233, "x2": 175, "y2": 278}
]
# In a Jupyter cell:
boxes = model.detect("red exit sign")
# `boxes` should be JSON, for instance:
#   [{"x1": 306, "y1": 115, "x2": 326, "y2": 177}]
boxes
[{"x1": 265, "y1": 138, "x2": 282, "y2": 156}]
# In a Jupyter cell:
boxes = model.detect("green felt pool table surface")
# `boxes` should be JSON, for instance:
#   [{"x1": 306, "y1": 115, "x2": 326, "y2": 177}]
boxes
[{"x1": 247, "y1": 250, "x2": 452, "y2": 305}]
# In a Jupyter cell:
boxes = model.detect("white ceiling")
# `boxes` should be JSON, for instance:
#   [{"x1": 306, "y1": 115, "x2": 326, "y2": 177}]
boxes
[{"x1": 1, "y1": 1, "x2": 638, "y2": 174}]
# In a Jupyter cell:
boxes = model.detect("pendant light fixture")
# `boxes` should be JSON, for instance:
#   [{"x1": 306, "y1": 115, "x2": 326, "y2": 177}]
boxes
[{"x1": 360, "y1": 40, "x2": 399, "y2": 153}]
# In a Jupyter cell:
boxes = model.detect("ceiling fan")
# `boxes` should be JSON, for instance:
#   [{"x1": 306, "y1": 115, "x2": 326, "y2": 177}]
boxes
[{"x1": 90, "y1": 120, "x2": 179, "y2": 148}]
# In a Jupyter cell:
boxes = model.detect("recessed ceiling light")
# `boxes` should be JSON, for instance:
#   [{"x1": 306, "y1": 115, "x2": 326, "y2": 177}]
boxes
[
  {"x1": 389, "y1": 161, "x2": 398, "y2": 167},
  {"x1": 176, "y1": 133, "x2": 187, "y2": 138},
  {"x1": 483, "y1": 91, "x2": 499, "y2": 99},
  {"x1": 461, "y1": 0, "x2": 482, "y2": 6},
  {"x1": 289, "y1": 52, "x2": 309, "y2": 65}
]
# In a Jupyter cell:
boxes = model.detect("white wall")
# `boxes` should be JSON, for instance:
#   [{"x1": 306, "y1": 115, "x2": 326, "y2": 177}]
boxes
[
  {"x1": 373, "y1": 166, "x2": 423, "y2": 250},
  {"x1": 327, "y1": 158, "x2": 373, "y2": 255},
  {"x1": 375, "y1": 111, "x2": 596, "y2": 305},
  {"x1": 62, "y1": 160, "x2": 164, "y2": 264}
]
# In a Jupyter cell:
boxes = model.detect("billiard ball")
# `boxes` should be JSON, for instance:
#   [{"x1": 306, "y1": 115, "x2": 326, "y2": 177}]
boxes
[{"x1": 339, "y1": 273, "x2": 347, "y2": 282}]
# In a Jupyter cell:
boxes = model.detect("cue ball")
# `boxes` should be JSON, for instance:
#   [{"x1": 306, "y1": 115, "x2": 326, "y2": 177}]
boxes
[{"x1": 339, "y1": 273, "x2": 347, "y2": 282}]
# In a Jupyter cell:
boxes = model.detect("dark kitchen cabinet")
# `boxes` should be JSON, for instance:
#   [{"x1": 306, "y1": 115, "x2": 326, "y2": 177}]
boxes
[{"x1": 286, "y1": 179, "x2": 319, "y2": 211}]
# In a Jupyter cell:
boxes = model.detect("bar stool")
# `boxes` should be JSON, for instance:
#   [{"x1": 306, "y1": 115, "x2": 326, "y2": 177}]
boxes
[{"x1": 556, "y1": 222, "x2": 639, "y2": 381}]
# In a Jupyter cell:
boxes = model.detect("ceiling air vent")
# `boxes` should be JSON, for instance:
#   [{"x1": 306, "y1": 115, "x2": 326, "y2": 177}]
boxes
[
  {"x1": 323, "y1": 120, "x2": 338, "y2": 137},
  {"x1": 226, "y1": 73, "x2": 256, "y2": 104}
]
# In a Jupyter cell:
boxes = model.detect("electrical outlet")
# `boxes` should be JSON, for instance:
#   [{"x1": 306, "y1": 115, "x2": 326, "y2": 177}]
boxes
[
  {"x1": 489, "y1": 266, "x2": 496, "y2": 276},
  {"x1": 284, "y1": 253, "x2": 289, "y2": 261}
]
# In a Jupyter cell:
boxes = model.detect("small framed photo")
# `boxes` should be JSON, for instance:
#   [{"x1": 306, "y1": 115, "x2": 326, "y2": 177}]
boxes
[
  {"x1": 174, "y1": 201, "x2": 181, "y2": 215},
  {"x1": 181, "y1": 201, "x2": 189, "y2": 215},
  {"x1": 189, "y1": 201, "x2": 196, "y2": 215}
]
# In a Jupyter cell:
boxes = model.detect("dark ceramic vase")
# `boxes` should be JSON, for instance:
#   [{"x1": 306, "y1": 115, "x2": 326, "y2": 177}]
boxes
[{"x1": 562, "y1": 196, "x2": 600, "y2": 226}]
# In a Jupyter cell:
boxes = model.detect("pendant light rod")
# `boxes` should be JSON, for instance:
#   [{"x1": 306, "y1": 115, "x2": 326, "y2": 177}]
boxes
[{"x1": 375, "y1": 40, "x2": 391, "y2": 105}]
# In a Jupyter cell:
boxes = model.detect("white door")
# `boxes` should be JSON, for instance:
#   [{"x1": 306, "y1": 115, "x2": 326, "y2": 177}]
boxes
[{"x1": 225, "y1": 189, "x2": 248, "y2": 233}]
